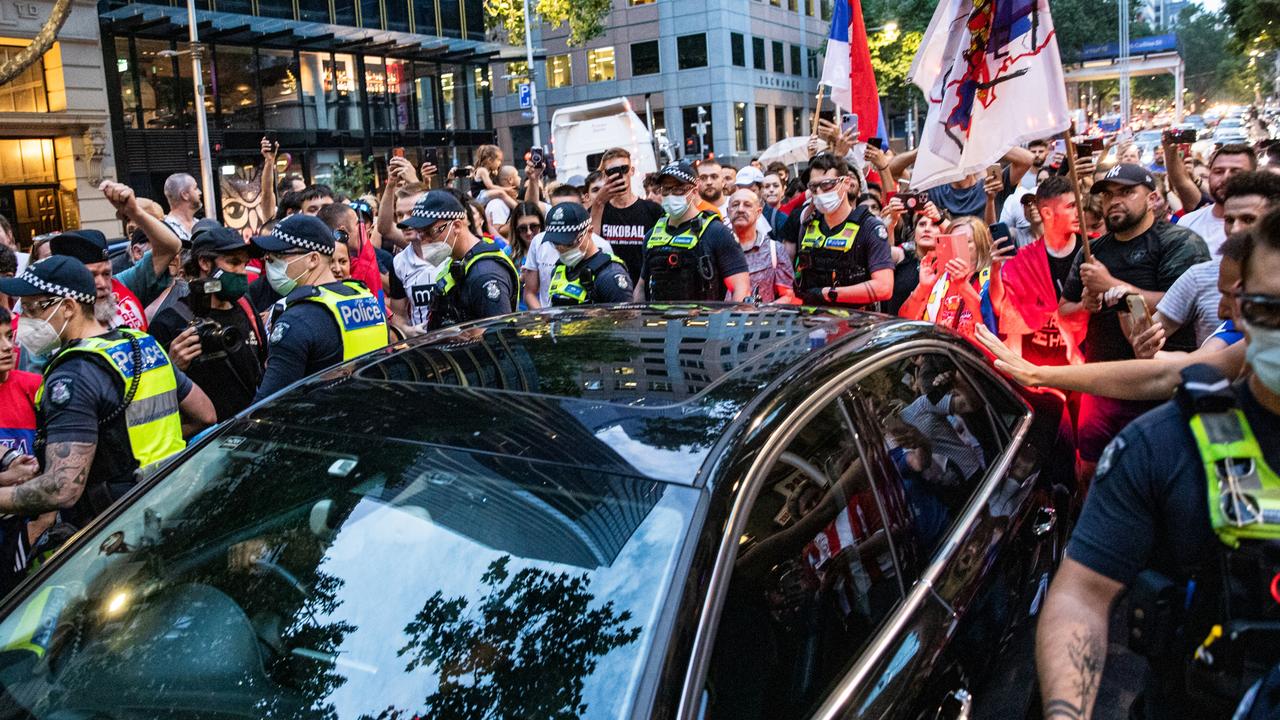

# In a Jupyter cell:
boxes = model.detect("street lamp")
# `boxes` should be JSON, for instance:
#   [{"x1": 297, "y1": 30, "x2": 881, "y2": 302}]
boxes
[{"x1": 156, "y1": 0, "x2": 215, "y2": 220}]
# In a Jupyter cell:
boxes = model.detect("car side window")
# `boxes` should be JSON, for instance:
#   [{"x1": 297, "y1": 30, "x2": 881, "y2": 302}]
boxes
[
  {"x1": 853, "y1": 353, "x2": 1007, "y2": 562},
  {"x1": 702, "y1": 399, "x2": 902, "y2": 720}
]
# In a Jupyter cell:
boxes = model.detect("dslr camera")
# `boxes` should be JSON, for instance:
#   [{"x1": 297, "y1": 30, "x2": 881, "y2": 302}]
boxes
[{"x1": 187, "y1": 278, "x2": 244, "y2": 357}]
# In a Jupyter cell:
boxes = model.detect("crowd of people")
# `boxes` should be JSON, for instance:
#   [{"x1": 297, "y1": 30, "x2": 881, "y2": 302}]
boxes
[{"x1": 0, "y1": 111, "x2": 1273, "y2": 715}]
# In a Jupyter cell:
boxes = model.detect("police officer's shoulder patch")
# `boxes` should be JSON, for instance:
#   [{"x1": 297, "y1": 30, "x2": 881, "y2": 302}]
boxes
[
  {"x1": 484, "y1": 280, "x2": 501, "y2": 301},
  {"x1": 616, "y1": 273, "x2": 629, "y2": 290},
  {"x1": 877, "y1": 224, "x2": 889, "y2": 240},
  {"x1": 1095, "y1": 436, "x2": 1126, "y2": 480},
  {"x1": 47, "y1": 378, "x2": 73, "y2": 407},
  {"x1": 269, "y1": 321, "x2": 290, "y2": 345}
]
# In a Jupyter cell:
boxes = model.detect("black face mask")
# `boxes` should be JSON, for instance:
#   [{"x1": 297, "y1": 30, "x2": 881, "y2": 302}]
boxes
[{"x1": 211, "y1": 268, "x2": 248, "y2": 302}]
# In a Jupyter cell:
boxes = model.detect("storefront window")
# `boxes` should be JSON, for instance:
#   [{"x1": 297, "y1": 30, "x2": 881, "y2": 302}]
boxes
[
  {"x1": 213, "y1": 45, "x2": 257, "y2": 130},
  {"x1": 415, "y1": 64, "x2": 439, "y2": 130},
  {"x1": 259, "y1": 48, "x2": 303, "y2": 129},
  {"x1": 175, "y1": 41, "x2": 214, "y2": 128},
  {"x1": 114, "y1": 38, "x2": 138, "y2": 129},
  {"x1": 136, "y1": 39, "x2": 181, "y2": 129},
  {"x1": 468, "y1": 67, "x2": 488, "y2": 130},
  {"x1": 440, "y1": 70, "x2": 456, "y2": 130},
  {"x1": 301, "y1": 51, "x2": 361, "y2": 132},
  {"x1": 367, "y1": 58, "x2": 411, "y2": 132}
]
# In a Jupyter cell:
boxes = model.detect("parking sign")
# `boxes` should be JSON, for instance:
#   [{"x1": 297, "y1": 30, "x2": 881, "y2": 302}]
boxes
[{"x1": 518, "y1": 83, "x2": 532, "y2": 109}]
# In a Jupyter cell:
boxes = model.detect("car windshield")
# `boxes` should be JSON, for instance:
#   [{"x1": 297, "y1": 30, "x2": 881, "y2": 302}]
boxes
[{"x1": 0, "y1": 421, "x2": 698, "y2": 719}]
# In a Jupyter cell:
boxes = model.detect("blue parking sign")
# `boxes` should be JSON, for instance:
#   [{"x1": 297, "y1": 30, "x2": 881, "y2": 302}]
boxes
[{"x1": 518, "y1": 82, "x2": 531, "y2": 109}]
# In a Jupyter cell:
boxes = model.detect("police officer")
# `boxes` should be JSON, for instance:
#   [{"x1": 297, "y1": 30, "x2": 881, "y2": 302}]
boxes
[
  {"x1": 793, "y1": 153, "x2": 894, "y2": 308},
  {"x1": 636, "y1": 161, "x2": 750, "y2": 303},
  {"x1": 544, "y1": 202, "x2": 632, "y2": 306},
  {"x1": 1036, "y1": 210, "x2": 1280, "y2": 718},
  {"x1": 0, "y1": 256, "x2": 214, "y2": 527},
  {"x1": 397, "y1": 190, "x2": 518, "y2": 329},
  {"x1": 252, "y1": 214, "x2": 387, "y2": 402}
]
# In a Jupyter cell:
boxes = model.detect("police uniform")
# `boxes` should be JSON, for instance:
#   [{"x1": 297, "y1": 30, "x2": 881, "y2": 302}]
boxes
[
  {"x1": 1066, "y1": 363, "x2": 1280, "y2": 717},
  {"x1": 398, "y1": 190, "x2": 518, "y2": 329},
  {"x1": 541, "y1": 201, "x2": 632, "y2": 306},
  {"x1": 642, "y1": 161, "x2": 747, "y2": 302},
  {"x1": 0, "y1": 257, "x2": 189, "y2": 529},
  {"x1": 795, "y1": 204, "x2": 889, "y2": 307},
  {"x1": 252, "y1": 214, "x2": 387, "y2": 402}
]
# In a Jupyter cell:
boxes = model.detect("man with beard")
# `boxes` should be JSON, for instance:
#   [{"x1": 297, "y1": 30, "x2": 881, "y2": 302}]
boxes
[
  {"x1": 1021, "y1": 138, "x2": 1049, "y2": 190},
  {"x1": 161, "y1": 173, "x2": 202, "y2": 244},
  {"x1": 46, "y1": 182, "x2": 182, "y2": 339},
  {"x1": 1061, "y1": 163, "x2": 1208, "y2": 479},
  {"x1": 1168, "y1": 143, "x2": 1257, "y2": 255},
  {"x1": 695, "y1": 158, "x2": 725, "y2": 217}
]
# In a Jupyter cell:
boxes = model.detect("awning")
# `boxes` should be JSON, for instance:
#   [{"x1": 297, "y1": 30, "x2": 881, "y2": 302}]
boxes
[{"x1": 99, "y1": 4, "x2": 538, "y2": 65}]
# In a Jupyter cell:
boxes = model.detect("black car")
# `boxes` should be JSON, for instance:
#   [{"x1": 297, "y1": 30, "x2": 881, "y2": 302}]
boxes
[{"x1": 0, "y1": 304, "x2": 1076, "y2": 720}]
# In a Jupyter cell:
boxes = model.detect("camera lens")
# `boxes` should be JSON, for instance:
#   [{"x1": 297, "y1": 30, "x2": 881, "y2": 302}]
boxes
[{"x1": 217, "y1": 325, "x2": 244, "y2": 354}]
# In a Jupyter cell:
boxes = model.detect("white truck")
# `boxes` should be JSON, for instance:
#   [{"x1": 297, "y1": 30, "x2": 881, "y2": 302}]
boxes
[{"x1": 550, "y1": 98, "x2": 659, "y2": 196}]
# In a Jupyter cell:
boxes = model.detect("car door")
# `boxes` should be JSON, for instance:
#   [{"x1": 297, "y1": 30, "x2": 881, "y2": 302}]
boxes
[
  {"x1": 690, "y1": 394, "x2": 909, "y2": 720},
  {"x1": 817, "y1": 348, "x2": 1053, "y2": 720}
]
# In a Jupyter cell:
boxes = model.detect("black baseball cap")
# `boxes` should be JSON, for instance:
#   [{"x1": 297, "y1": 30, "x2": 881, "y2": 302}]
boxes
[
  {"x1": 0, "y1": 256, "x2": 96, "y2": 303},
  {"x1": 542, "y1": 202, "x2": 591, "y2": 245},
  {"x1": 658, "y1": 161, "x2": 697, "y2": 186},
  {"x1": 1091, "y1": 163, "x2": 1156, "y2": 194},
  {"x1": 193, "y1": 225, "x2": 262, "y2": 257},
  {"x1": 252, "y1": 213, "x2": 335, "y2": 256},
  {"x1": 49, "y1": 230, "x2": 109, "y2": 265},
  {"x1": 398, "y1": 190, "x2": 467, "y2": 230}
]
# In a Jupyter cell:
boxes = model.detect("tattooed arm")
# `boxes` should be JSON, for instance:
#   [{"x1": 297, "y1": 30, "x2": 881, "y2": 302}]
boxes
[
  {"x1": 0, "y1": 442, "x2": 96, "y2": 515},
  {"x1": 1036, "y1": 557, "x2": 1124, "y2": 719}
]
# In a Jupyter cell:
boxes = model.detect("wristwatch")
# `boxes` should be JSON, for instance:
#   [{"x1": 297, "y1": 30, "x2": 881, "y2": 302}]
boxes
[{"x1": 826, "y1": 287, "x2": 839, "y2": 303}]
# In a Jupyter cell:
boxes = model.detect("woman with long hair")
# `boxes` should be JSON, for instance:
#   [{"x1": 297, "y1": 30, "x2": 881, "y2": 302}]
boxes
[{"x1": 898, "y1": 215, "x2": 1010, "y2": 341}]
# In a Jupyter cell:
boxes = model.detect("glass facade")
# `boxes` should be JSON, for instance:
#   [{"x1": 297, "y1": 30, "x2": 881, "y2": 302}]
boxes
[{"x1": 587, "y1": 47, "x2": 615, "y2": 83}]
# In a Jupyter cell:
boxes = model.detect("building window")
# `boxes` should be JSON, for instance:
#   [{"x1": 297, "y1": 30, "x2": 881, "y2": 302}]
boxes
[
  {"x1": 788, "y1": 0, "x2": 798, "y2": 9},
  {"x1": 677, "y1": 34, "x2": 707, "y2": 70},
  {"x1": 730, "y1": 33, "x2": 745, "y2": 67},
  {"x1": 360, "y1": 0, "x2": 381, "y2": 28},
  {"x1": 114, "y1": 38, "x2": 138, "y2": 129},
  {"x1": 792, "y1": 107, "x2": 802, "y2": 137},
  {"x1": 806, "y1": 0, "x2": 815, "y2": 15},
  {"x1": 439, "y1": 0, "x2": 463, "y2": 39},
  {"x1": 774, "y1": 106, "x2": 787, "y2": 142},
  {"x1": 136, "y1": 39, "x2": 181, "y2": 129},
  {"x1": 412, "y1": 0, "x2": 438, "y2": 34},
  {"x1": 213, "y1": 44, "x2": 256, "y2": 130},
  {"x1": 587, "y1": 47, "x2": 616, "y2": 82},
  {"x1": 755, "y1": 105, "x2": 768, "y2": 150},
  {"x1": 299, "y1": 3, "x2": 330, "y2": 23},
  {"x1": 790, "y1": 44, "x2": 802, "y2": 76},
  {"x1": 734, "y1": 102, "x2": 747, "y2": 153},
  {"x1": 807, "y1": 48, "x2": 820, "y2": 78},
  {"x1": 505, "y1": 61, "x2": 529, "y2": 93},
  {"x1": 752, "y1": 37, "x2": 765, "y2": 70},
  {"x1": 257, "y1": 0, "x2": 293, "y2": 20},
  {"x1": 384, "y1": 0, "x2": 410, "y2": 32},
  {"x1": 258, "y1": 48, "x2": 301, "y2": 129},
  {"x1": 770, "y1": 0, "x2": 781, "y2": 5},
  {"x1": 631, "y1": 40, "x2": 660, "y2": 75},
  {"x1": 821, "y1": 0, "x2": 833, "y2": 20},
  {"x1": 217, "y1": 0, "x2": 252, "y2": 12},
  {"x1": 547, "y1": 54, "x2": 572, "y2": 89},
  {"x1": 629, "y1": 0, "x2": 656, "y2": 4},
  {"x1": 772, "y1": 41, "x2": 784, "y2": 73}
]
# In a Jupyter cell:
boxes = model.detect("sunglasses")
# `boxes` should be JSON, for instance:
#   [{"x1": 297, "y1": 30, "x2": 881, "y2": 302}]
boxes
[
  {"x1": 806, "y1": 177, "x2": 844, "y2": 194},
  {"x1": 1237, "y1": 292, "x2": 1280, "y2": 330},
  {"x1": 516, "y1": 223, "x2": 542, "y2": 234}
]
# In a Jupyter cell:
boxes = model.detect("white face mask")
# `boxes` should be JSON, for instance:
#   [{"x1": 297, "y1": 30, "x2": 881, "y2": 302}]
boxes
[
  {"x1": 17, "y1": 299, "x2": 67, "y2": 360},
  {"x1": 1245, "y1": 320, "x2": 1280, "y2": 394},
  {"x1": 662, "y1": 193, "x2": 690, "y2": 218},
  {"x1": 559, "y1": 246, "x2": 585, "y2": 268},
  {"x1": 420, "y1": 224, "x2": 455, "y2": 266},
  {"x1": 814, "y1": 189, "x2": 844, "y2": 214},
  {"x1": 266, "y1": 254, "x2": 309, "y2": 296}
]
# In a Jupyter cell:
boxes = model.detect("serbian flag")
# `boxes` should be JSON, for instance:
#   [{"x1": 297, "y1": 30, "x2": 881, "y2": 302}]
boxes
[
  {"x1": 820, "y1": 0, "x2": 887, "y2": 146},
  {"x1": 908, "y1": 0, "x2": 1071, "y2": 190}
]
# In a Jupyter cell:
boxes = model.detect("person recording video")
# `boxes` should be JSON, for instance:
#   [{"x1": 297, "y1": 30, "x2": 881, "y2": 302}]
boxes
[{"x1": 149, "y1": 225, "x2": 268, "y2": 420}]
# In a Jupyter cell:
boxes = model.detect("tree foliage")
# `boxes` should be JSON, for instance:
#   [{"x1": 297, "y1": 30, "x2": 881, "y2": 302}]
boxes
[
  {"x1": 868, "y1": 29, "x2": 924, "y2": 104},
  {"x1": 395, "y1": 555, "x2": 641, "y2": 718},
  {"x1": 484, "y1": 0, "x2": 614, "y2": 46},
  {"x1": 330, "y1": 158, "x2": 375, "y2": 200},
  {"x1": 1224, "y1": 0, "x2": 1280, "y2": 51}
]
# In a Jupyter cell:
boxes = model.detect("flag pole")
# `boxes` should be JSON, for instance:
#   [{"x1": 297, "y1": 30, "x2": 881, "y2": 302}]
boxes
[
  {"x1": 1061, "y1": 128, "x2": 1093, "y2": 262},
  {"x1": 811, "y1": 83, "x2": 826, "y2": 139}
]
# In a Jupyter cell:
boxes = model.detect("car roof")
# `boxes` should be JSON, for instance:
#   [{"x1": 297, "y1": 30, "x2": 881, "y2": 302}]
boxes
[{"x1": 243, "y1": 304, "x2": 895, "y2": 486}]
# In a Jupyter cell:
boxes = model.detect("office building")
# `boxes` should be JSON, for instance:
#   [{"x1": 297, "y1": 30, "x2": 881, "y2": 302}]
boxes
[{"x1": 492, "y1": 0, "x2": 833, "y2": 168}]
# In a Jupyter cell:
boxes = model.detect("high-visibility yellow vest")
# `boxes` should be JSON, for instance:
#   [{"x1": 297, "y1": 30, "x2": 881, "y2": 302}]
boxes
[
  {"x1": 292, "y1": 281, "x2": 388, "y2": 361},
  {"x1": 36, "y1": 328, "x2": 185, "y2": 468}
]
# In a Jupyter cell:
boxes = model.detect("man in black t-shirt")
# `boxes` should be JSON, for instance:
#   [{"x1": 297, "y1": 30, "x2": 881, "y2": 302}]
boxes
[
  {"x1": 590, "y1": 148, "x2": 663, "y2": 282},
  {"x1": 1061, "y1": 163, "x2": 1208, "y2": 470},
  {"x1": 151, "y1": 226, "x2": 268, "y2": 420}
]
